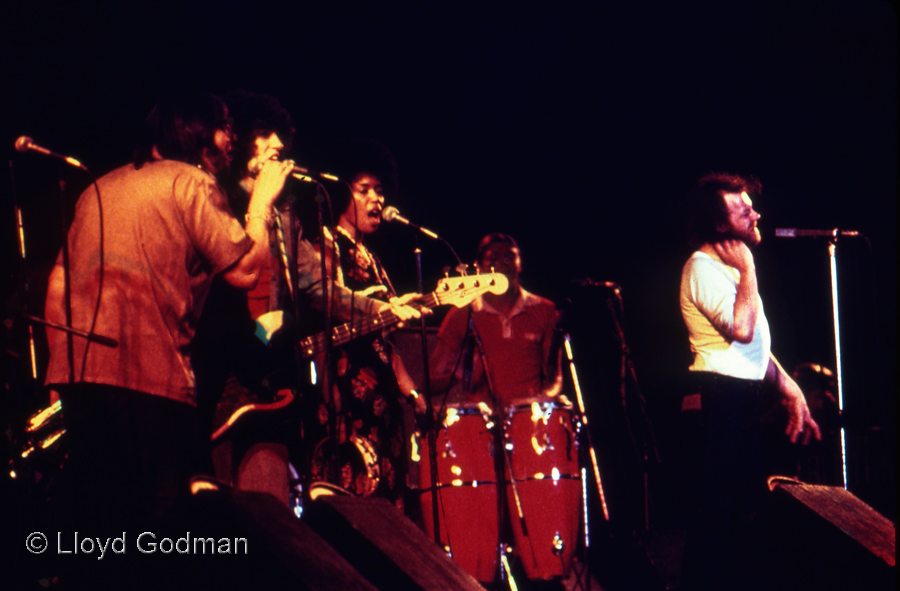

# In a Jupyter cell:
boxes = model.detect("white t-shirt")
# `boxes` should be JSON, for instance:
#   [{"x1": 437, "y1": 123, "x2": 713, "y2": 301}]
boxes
[{"x1": 680, "y1": 251, "x2": 770, "y2": 380}]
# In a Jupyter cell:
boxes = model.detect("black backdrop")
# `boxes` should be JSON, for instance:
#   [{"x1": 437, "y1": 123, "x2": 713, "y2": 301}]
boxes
[{"x1": 2, "y1": 0, "x2": 895, "y2": 540}]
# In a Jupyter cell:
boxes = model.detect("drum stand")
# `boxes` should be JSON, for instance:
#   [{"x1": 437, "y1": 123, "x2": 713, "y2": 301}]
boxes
[
  {"x1": 469, "y1": 313, "x2": 565, "y2": 590},
  {"x1": 467, "y1": 311, "x2": 520, "y2": 589}
]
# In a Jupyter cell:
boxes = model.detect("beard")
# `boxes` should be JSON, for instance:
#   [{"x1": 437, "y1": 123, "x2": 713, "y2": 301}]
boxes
[
  {"x1": 203, "y1": 142, "x2": 232, "y2": 176},
  {"x1": 718, "y1": 225, "x2": 761, "y2": 247}
]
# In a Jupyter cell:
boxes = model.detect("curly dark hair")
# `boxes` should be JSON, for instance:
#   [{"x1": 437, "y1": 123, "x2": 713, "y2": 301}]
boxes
[
  {"x1": 329, "y1": 139, "x2": 399, "y2": 218},
  {"x1": 687, "y1": 172, "x2": 762, "y2": 247},
  {"x1": 223, "y1": 89, "x2": 295, "y2": 177}
]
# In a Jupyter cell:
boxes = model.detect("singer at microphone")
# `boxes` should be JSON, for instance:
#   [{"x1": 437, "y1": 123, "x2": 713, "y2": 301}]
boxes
[
  {"x1": 15, "y1": 136, "x2": 88, "y2": 170},
  {"x1": 381, "y1": 206, "x2": 439, "y2": 239},
  {"x1": 307, "y1": 140, "x2": 429, "y2": 499},
  {"x1": 678, "y1": 172, "x2": 822, "y2": 591}
]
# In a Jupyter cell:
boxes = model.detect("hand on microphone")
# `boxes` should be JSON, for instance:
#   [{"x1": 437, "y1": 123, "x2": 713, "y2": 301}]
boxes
[{"x1": 249, "y1": 159, "x2": 294, "y2": 214}]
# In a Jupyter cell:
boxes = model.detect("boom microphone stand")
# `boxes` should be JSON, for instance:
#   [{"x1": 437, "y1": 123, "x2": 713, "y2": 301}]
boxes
[{"x1": 605, "y1": 286, "x2": 659, "y2": 531}]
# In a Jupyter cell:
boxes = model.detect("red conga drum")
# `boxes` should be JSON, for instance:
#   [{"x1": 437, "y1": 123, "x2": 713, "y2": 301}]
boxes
[
  {"x1": 416, "y1": 404, "x2": 500, "y2": 583},
  {"x1": 504, "y1": 401, "x2": 582, "y2": 580}
]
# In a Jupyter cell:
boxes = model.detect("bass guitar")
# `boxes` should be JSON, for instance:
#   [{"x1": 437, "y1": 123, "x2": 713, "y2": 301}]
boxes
[{"x1": 211, "y1": 273, "x2": 508, "y2": 442}]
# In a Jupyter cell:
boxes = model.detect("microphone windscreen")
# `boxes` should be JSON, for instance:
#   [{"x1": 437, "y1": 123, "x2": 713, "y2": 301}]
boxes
[{"x1": 15, "y1": 136, "x2": 34, "y2": 152}]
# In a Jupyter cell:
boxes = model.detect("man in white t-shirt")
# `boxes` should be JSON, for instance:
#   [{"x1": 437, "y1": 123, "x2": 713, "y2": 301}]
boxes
[{"x1": 679, "y1": 172, "x2": 821, "y2": 591}]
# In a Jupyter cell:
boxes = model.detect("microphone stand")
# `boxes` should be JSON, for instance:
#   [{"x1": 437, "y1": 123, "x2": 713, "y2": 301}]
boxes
[
  {"x1": 465, "y1": 314, "x2": 516, "y2": 589},
  {"x1": 395, "y1": 221, "x2": 463, "y2": 545},
  {"x1": 25, "y1": 164, "x2": 118, "y2": 381},
  {"x1": 412, "y1": 235, "x2": 442, "y2": 545},
  {"x1": 8, "y1": 159, "x2": 39, "y2": 382},
  {"x1": 775, "y1": 228, "x2": 866, "y2": 489},
  {"x1": 827, "y1": 237, "x2": 849, "y2": 490},
  {"x1": 314, "y1": 183, "x2": 339, "y2": 494},
  {"x1": 563, "y1": 333, "x2": 611, "y2": 522},
  {"x1": 606, "y1": 288, "x2": 659, "y2": 532}
]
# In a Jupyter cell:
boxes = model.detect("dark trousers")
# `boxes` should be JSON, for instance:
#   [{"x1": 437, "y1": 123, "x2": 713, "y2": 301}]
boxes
[
  {"x1": 59, "y1": 384, "x2": 201, "y2": 532},
  {"x1": 55, "y1": 384, "x2": 201, "y2": 590},
  {"x1": 681, "y1": 373, "x2": 769, "y2": 591}
]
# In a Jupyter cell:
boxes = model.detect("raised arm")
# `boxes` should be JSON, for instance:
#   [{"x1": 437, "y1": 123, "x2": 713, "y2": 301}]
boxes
[
  {"x1": 221, "y1": 159, "x2": 294, "y2": 289},
  {"x1": 712, "y1": 239, "x2": 759, "y2": 344}
]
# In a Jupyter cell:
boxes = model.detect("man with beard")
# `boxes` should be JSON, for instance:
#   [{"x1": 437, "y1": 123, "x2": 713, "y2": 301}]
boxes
[
  {"x1": 678, "y1": 172, "x2": 821, "y2": 591},
  {"x1": 42, "y1": 94, "x2": 292, "y2": 588}
]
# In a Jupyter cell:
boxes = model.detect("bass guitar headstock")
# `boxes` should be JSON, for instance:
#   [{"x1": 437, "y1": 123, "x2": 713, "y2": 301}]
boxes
[{"x1": 434, "y1": 273, "x2": 508, "y2": 308}]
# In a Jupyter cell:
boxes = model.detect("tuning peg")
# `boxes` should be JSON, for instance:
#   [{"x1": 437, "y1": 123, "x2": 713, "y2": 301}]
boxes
[{"x1": 455, "y1": 263, "x2": 469, "y2": 276}]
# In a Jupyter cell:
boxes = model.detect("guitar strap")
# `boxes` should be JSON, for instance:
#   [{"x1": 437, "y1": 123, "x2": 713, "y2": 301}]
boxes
[
  {"x1": 273, "y1": 206, "x2": 294, "y2": 303},
  {"x1": 368, "y1": 249, "x2": 397, "y2": 299}
]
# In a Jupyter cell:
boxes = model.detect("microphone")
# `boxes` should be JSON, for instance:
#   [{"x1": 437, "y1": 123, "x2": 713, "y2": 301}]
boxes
[
  {"x1": 289, "y1": 163, "x2": 340, "y2": 183},
  {"x1": 15, "y1": 136, "x2": 88, "y2": 170},
  {"x1": 775, "y1": 228, "x2": 862, "y2": 238},
  {"x1": 602, "y1": 281, "x2": 621, "y2": 294},
  {"x1": 382, "y1": 206, "x2": 439, "y2": 239},
  {"x1": 572, "y1": 278, "x2": 621, "y2": 294}
]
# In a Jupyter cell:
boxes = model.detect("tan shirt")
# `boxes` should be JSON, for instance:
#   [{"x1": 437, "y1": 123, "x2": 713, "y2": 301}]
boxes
[{"x1": 45, "y1": 160, "x2": 251, "y2": 405}]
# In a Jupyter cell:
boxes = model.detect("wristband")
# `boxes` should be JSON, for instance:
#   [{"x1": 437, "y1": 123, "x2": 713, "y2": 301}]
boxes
[{"x1": 245, "y1": 212, "x2": 273, "y2": 228}]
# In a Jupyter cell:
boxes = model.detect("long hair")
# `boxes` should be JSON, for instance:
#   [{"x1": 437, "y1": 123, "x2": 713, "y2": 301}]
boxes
[
  {"x1": 134, "y1": 93, "x2": 229, "y2": 168},
  {"x1": 687, "y1": 172, "x2": 762, "y2": 247}
]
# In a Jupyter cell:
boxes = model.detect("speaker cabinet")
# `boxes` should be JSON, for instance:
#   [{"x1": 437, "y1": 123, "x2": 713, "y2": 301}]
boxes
[
  {"x1": 750, "y1": 479, "x2": 895, "y2": 591},
  {"x1": 303, "y1": 495, "x2": 486, "y2": 591},
  {"x1": 172, "y1": 487, "x2": 378, "y2": 591}
]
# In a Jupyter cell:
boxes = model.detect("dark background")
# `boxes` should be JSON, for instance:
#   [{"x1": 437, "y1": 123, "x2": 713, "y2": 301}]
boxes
[{"x1": 2, "y1": 0, "x2": 896, "y2": 584}]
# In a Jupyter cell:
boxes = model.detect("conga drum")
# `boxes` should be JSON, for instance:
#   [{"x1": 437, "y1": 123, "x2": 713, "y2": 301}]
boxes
[
  {"x1": 504, "y1": 401, "x2": 582, "y2": 580},
  {"x1": 416, "y1": 404, "x2": 500, "y2": 583}
]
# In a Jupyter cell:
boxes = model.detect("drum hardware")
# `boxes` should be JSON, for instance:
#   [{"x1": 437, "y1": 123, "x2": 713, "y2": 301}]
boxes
[
  {"x1": 415, "y1": 400, "x2": 583, "y2": 582},
  {"x1": 17, "y1": 400, "x2": 66, "y2": 461},
  {"x1": 20, "y1": 429, "x2": 66, "y2": 459},
  {"x1": 505, "y1": 402, "x2": 581, "y2": 580},
  {"x1": 552, "y1": 533, "x2": 564, "y2": 555},
  {"x1": 500, "y1": 549, "x2": 520, "y2": 591},
  {"x1": 564, "y1": 334, "x2": 610, "y2": 521}
]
